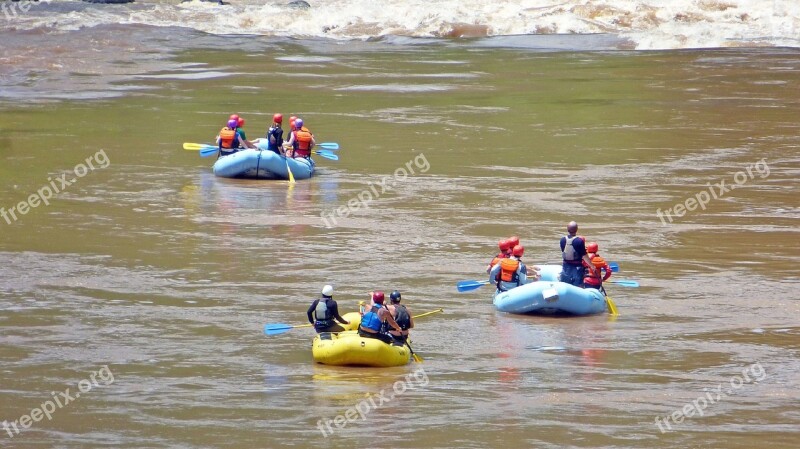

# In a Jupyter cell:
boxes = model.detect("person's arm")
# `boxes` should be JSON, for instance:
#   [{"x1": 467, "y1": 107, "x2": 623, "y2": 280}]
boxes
[
  {"x1": 488, "y1": 263, "x2": 500, "y2": 284},
  {"x1": 310, "y1": 134, "x2": 316, "y2": 150},
  {"x1": 407, "y1": 307, "x2": 414, "y2": 329},
  {"x1": 306, "y1": 300, "x2": 318, "y2": 324},
  {"x1": 601, "y1": 260, "x2": 612, "y2": 281},
  {"x1": 381, "y1": 309, "x2": 402, "y2": 332},
  {"x1": 330, "y1": 301, "x2": 349, "y2": 324},
  {"x1": 518, "y1": 263, "x2": 528, "y2": 285},
  {"x1": 240, "y1": 135, "x2": 256, "y2": 149}
]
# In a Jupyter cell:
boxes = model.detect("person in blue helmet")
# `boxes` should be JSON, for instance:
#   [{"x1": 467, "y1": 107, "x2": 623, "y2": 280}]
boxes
[
  {"x1": 358, "y1": 291, "x2": 402, "y2": 344},
  {"x1": 559, "y1": 221, "x2": 596, "y2": 287},
  {"x1": 306, "y1": 285, "x2": 350, "y2": 333}
]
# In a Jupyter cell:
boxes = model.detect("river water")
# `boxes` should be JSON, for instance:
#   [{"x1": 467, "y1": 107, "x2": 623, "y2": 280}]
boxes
[{"x1": 1, "y1": 2, "x2": 800, "y2": 448}]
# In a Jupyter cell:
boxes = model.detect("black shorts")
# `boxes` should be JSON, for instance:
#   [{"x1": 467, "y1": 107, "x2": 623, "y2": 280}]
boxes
[{"x1": 358, "y1": 329, "x2": 394, "y2": 344}]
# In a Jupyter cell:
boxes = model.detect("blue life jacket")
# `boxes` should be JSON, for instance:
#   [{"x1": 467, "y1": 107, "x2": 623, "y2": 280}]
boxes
[{"x1": 360, "y1": 304, "x2": 383, "y2": 332}]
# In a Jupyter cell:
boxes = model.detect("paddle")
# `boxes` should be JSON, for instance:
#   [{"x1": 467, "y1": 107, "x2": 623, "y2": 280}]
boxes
[
  {"x1": 406, "y1": 340, "x2": 423, "y2": 363},
  {"x1": 264, "y1": 322, "x2": 313, "y2": 335},
  {"x1": 610, "y1": 279, "x2": 639, "y2": 287},
  {"x1": 457, "y1": 278, "x2": 637, "y2": 291},
  {"x1": 286, "y1": 158, "x2": 296, "y2": 183},
  {"x1": 318, "y1": 142, "x2": 339, "y2": 150},
  {"x1": 605, "y1": 296, "x2": 619, "y2": 316},
  {"x1": 609, "y1": 262, "x2": 619, "y2": 272},
  {"x1": 264, "y1": 308, "x2": 444, "y2": 336},
  {"x1": 456, "y1": 280, "x2": 491, "y2": 293},
  {"x1": 188, "y1": 143, "x2": 339, "y2": 161},
  {"x1": 313, "y1": 150, "x2": 339, "y2": 160}
]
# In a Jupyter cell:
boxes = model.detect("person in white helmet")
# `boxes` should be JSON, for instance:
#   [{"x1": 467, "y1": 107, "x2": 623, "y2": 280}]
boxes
[{"x1": 306, "y1": 285, "x2": 350, "y2": 333}]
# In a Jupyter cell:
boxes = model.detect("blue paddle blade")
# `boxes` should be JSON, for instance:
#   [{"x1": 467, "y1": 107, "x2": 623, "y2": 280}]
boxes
[
  {"x1": 199, "y1": 146, "x2": 218, "y2": 157},
  {"x1": 313, "y1": 150, "x2": 339, "y2": 160},
  {"x1": 264, "y1": 324, "x2": 293, "y2": 335},
  {"x1": 456, "y1": 280, "x2": 490, "y2": 292},
  {"x1": 609, "y1": 262, "x2": 620, "y2": 272},
  {"x1": 611, "y1": 279, "x2": 639, "y2": 287},
  {"x1": 318, "y1": 142, "x2": 339, "y2": 150}
]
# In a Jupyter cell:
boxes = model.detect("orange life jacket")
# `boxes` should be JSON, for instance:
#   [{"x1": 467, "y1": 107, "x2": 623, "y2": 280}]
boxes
[
  {"x1": 499, "y1": 258, "x2": 520, "y2": 283},
  {"x1": 489, "y1": 253, "x2": 505, "y2": 268},
  {"x1": 218, "y1": 127, "x2": 237, "y2": 149},
  {"x1": 294, "y1": 128, "x2": 313, "y2": 157}
]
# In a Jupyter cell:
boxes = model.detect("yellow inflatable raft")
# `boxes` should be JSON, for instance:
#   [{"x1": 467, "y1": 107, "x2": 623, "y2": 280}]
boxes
[
  {"x1": 312, "y1": 330, "x2": 411, "y2": 367},
  {"x1": 311, "y1": 313, "x2": 410, "y2": 367}
]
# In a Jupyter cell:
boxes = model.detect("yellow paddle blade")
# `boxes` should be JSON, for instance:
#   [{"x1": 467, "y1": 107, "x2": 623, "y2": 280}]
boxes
[
  {"x1": 285, "y1": 158, "x2": 296, "y2": 183},
  {"x1": 412, "y1": 353, "x2": 423, "y2": 363},
  {"x1": 606, "y1": 296, "x2": 619, "y2": 316},
  {"x1": 183, "y1": 142, "x2": 207, "y2": 150}
]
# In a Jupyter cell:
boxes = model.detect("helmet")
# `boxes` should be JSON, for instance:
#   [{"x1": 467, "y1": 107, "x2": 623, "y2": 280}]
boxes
[
  {"x1": 237, "y1": 117, "x2": 245, "y2": 127},
  {"x1": 273, "y1": 113, "x2": 283, "y2": 124},
  {"x1": 289, "y1": 116, "x2": 297, "y2": 129},
  {"x1": 586, "y1": 242, "x2": 599, "y2": 253},
  {"x1": 390, "y1": 290, "x2": 401, "y2": 303},
  {"x1": 567, "y1": 221, "x2": 579, "y2": 234},
  {"x1": 226, "y1": 119, "x2": 238, "y2": 129},
  {"x1": 229, "y1": 114, "x2": 239, "y2": 122},
  {"x1": 372, "y1": 291, "x2": 385, "y2": 304},
  {"x1": 498, "y1": 239, "x2": 511, "y2": 251},
  {"x1": 512, "y1": 245, "x2": 524, "y2": 257},
  {"x1": 294, "y1": 118, "x2": 304, "y2": 129},
  {"x1": 321, "y1": 285, "x2": 334, "y2": 296},
  {"x1": 508, "y1": 236, "x2": 520, "y2": 247}
]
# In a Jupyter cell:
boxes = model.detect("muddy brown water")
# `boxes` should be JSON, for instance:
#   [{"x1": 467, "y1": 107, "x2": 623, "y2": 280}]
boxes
[{"x1": 1, "y1": 31, "x2": 799, "y2": 448}]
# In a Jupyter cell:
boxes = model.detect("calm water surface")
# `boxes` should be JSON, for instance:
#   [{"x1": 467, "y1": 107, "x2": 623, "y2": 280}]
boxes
[{"x1": 1, "y1": 28, "x2": 799, "y2": 448}]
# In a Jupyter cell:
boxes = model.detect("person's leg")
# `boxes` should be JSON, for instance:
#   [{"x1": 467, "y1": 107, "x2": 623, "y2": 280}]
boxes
[{"x1": 320, "y1": 323, "x2": 345, "y2": 333}]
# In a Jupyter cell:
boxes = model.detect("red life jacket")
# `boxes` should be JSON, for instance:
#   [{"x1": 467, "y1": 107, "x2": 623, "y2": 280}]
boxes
[{"x1": 583, "y1": 253, "x2": 609, "y2": 286}]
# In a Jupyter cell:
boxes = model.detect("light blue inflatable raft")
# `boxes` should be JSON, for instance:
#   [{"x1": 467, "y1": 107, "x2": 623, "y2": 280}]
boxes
[
  {"x1": 212, "y1": 146, "x2": 315, "y2": 180},
  {"x1": 492, "y1": 264, "x2": 608, "y2": 316}
]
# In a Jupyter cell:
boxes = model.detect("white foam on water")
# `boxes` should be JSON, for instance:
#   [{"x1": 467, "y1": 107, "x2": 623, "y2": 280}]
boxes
[{"x1": 5, "y1": 0, "x2": 799, "y2": 50}]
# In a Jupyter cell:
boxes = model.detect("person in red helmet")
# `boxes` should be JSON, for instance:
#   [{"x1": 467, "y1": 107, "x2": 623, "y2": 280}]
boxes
[
  {"x1": 486, "y1": 239, "x2": 512, "y2": 273},
  {"x1": 583, "y1": 242, "x2": 612, "y2": 291},
  {"x1": 489, "y1": 244, "x2": 529, "y2": 292},
  {"x1": 265, "y1": 113, "x2": 284, "y2": 154},
  {"x1": 560, "y1": 221, "x2": 596, "y2": 287},
  {"x1": 358, "y1": 291, "x2": 402, "y2": 344},
  {"x1": 235, "y1": 117, "x2": 256, "y2": 149},
  {"x1": 508, "y1": 236, "x2": 520, "y2": 249},
  {"x1": 284, "y1": 117, "x2": 315, "y2": 158}
]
